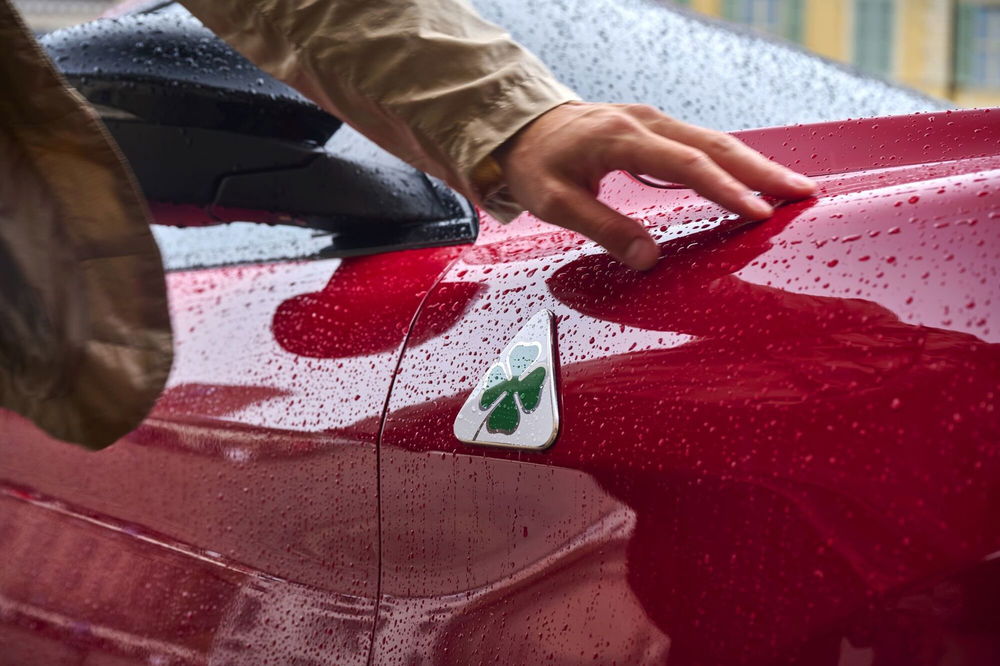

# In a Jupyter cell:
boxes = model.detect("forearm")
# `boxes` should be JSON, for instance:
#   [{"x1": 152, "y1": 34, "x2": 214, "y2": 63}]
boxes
[
  {"x1": 179, "y1": 0, "x2": 816, "y2": 272},
  {"x1": 179, "y1": 0, "x2": 577, "y2": 206}
]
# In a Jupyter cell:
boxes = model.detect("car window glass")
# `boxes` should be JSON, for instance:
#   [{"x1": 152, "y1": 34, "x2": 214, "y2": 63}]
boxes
[
  {"x1": 152, "y1": 126, "x2": 475, "y2": 271},
  {"x1": 472, "y1": 0, "x2": 944, "y2": 130}
]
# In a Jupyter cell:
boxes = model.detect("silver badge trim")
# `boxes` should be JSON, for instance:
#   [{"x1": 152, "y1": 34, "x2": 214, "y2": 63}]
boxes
[{"x1": 453, "y1": 310, "x2": 559, "y2": 450}]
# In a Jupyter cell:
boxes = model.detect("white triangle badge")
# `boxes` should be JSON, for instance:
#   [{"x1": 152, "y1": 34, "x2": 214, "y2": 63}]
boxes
[{"x1": 453, "y1": 310, "x2": 559, "y2": 450}]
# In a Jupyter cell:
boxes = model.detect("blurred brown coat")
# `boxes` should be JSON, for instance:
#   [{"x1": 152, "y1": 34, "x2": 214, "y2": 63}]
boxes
[
  {"x1": 0, "y1": 0, "x2": 575, "y2": 449},
  {"x1": 0, "y1": 0, "x2": 172, "y2": 449}
]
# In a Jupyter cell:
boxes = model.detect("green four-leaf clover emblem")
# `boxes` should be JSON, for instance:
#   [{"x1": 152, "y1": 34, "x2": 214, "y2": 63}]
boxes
[
  {"x1": 453, "y1": 310, "x2": 559, "y2": 450},
  {"x1": 478, "y1": 342, "x2": 546, "y2": 434}
]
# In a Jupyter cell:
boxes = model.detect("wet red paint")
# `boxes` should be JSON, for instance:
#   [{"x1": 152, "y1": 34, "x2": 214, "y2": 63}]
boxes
[
  {"x1": 272, "y1": 248, "x2": 469, "y2": 359},
  {"x1": 2, "y1": 109, "x2": 999, "y2": 664},
  {"x1": 0, "y1": 249, "x2": 461, "y2": 664}
]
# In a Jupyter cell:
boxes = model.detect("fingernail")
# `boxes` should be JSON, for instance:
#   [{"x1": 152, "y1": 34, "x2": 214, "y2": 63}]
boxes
[
  {"x1": 786, "y1": 173, "x2": 817, "y2": 191},
  {"x1": 624, "y1": 238, "x2": 657, "y2": 270},
  {"x1": 743, "y1": 194, "x2": 773, "y2": 219}
]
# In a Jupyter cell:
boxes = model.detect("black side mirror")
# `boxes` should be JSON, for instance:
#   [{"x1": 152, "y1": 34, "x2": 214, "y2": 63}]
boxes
[
  {"x1": 41, "y1": 4, "x2": 476, "y2": 257},
  {"x1": 42, "y1": 5, "x2": 340, "y2": 144}
]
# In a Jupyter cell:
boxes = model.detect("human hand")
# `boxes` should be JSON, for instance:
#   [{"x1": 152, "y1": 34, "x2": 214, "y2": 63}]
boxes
[{"x1": 492, "y1": 102, "x2": 818, "y2": 270}]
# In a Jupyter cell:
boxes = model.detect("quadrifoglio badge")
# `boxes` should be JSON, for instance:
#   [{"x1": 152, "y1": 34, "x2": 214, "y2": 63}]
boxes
[{"x1": 454, "y1": 310, "x2": 559, "y2": 450}]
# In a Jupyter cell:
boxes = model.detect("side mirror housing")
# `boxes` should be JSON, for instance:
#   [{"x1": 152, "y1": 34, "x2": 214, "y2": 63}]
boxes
[
  {"x1": 41, "y1": 5, "x2": 476, "y2": 257},
  {"x1": 42, "y1": 6, "x2": 340, "y2": 143}
]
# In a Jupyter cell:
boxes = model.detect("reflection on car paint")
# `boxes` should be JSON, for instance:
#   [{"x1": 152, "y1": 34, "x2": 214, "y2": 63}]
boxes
[
  {"x1": 0, "y1": 246, "x2": 465, "y2": 663},
  {"x1": 0, "y1": 0, "x2": 997, "y2": 656},
  {"x1": 376, "y1": 112, "x2": 1000, "y2": 664}
]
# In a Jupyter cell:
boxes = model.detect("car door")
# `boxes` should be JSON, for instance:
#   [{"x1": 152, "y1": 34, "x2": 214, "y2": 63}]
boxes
[
  {"x1": 0, "y1": 217, "x2": 464, "y2": 665},
  {"x1": 374, "y1": 112, "x2": 1000, "y2": 665},
  {"x1": 2, "y1": 4, "x2": 476, "y2": 661}
]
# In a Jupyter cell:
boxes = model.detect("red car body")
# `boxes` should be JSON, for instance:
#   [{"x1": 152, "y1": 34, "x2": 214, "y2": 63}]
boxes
[{"x1": 1, "y1": 102, "x2": 999, "y2": 664}]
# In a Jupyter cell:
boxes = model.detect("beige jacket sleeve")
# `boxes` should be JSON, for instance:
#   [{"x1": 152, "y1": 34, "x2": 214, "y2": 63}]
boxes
[{"x1": 179, "y1": 0, "x2": 579, "y2": 221}]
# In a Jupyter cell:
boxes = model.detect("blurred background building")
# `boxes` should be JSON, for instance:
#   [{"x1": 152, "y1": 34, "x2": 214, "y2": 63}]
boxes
[
  {"x1": 13, "y1": 0, "x2": 115, "y2": 33},
  {"x1": 676, "y1": 0, "x2": 1000, "y2": 107},
  {"x1": 12, "y1": 0, "x2": 1000, "y2": 107}
]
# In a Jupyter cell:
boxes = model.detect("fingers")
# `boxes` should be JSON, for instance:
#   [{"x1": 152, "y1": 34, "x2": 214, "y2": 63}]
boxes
[
  {"x1": 615, "y1": 133, "x2": 776, "y2": 220},
  {"x1": 492, "y1": 102, "x2": 819, "y2": 272},
  {"x1": 535, "y1": 184, "x2": 660, "y2": 270},
  {"x1": 627, "y1": 106, "x2": 817, "y2": 199}
]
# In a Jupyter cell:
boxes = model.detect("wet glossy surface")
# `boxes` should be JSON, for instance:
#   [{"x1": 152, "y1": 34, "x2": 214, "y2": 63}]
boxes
[
  {"x1": 0, "y1": 488, "x2": 372, "y2": 665},
  {"x1": 102, "y1": 0, "x2": 943, "y2": 135},
  {"x1": 1, "y1": 247, "x2": 460, "y2": 664},
  {"x1": 472, "y1": 0, "x2": 943, "y2": 130},
  {"x1": 2, "y1": 0, "x2": 990, "y2": 662},
  {"x1": 0, "y1": 90, "x2": 996, "y2": 666},
  {"x1": 375, "y1": 110, "x2": 1000, "y2": 664}
]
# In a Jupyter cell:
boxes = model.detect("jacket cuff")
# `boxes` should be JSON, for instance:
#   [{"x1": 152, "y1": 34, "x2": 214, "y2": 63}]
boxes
[
  {"x1": 481, "y1": 185, "x2": 526, "y2": 224},
  {"x1": 468, "y1": 153, "x2": 518, "y2": 222},
  {"x1": 446, "y1": 65, "x2": 579, "y2": 217}
]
